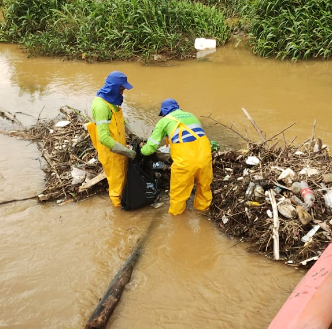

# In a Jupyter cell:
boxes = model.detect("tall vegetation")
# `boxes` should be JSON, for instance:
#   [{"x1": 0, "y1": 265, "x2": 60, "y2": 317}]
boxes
[
  {"x1": 246, "y1": 0, "x2": 332, "y2": 60},
  {"x1": 190, "y1": 0, "x2": 247, "y2": 17},
  {"x1": 0, "y1": 0, "x2": 331, "y2": 61},
  {"x1": 0, "y1": 0, "x2": 230, "y2": 61}
]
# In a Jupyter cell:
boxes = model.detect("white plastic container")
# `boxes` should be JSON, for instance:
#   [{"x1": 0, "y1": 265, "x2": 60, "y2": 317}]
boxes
[
  {"x1": 300, "y1": 181, "x2": 315, "y2": 208},
  {"x1": 194, "y1": 38, "x2": 216, "y2": 50}
]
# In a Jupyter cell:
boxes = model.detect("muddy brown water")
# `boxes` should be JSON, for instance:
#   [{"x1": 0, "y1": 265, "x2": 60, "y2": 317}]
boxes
[{"x1": 0, "y1": 43, "x2": 331, "y2": 329}]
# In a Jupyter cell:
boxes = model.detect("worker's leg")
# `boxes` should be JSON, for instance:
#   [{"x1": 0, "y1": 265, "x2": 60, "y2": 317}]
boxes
[
  {"x1": 169, "y1": 165, "x2": 194, "y2": 215},
  {"x1": 193, "y1": 137, "x2": 213, "y2": 211}
]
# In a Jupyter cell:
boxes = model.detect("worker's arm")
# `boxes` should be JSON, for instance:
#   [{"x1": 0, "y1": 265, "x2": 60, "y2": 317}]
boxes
[
  {"x1": 141, "y1": 119, "x2": 167, "y2": 156},
  {"x1": 92, "y1": 99, "x2": 135, "y2": 159},
  {"x1": 92, "y1": 100, "x2": 116, "y2": 149}
]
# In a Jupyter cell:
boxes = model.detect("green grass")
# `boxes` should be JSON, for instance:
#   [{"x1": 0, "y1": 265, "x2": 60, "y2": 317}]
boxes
[
  {"x1": 0, "y1": 0, "x2": 230, "y2": 62},
  {"x1": 0, "y1": 0, "x2": 331, "y2": 62},
  {"x1": 246, "y1": 0, "x2": 332, "y2": 61}
]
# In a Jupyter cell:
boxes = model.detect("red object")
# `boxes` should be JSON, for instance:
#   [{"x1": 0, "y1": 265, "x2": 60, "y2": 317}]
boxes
[
  {"x1": 300, "y1": 181, "x2": 315, "y2": 207},
  {"x1": 268, "y1": 243, "x2": 332, "y2": 329}
]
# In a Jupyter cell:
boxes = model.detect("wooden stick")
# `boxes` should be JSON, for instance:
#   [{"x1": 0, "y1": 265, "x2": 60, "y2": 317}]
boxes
[
  {"x1": 265, "y1": 123, "x2": 296, "y2": 143},
  {"x1": 41, "y1": 149, "x2": 67, "y2": 198},
  {"x1": 268, "y1": 189, "x2": 279, "y2": 260},
  {"x1": 310, "y1": 119, "x2": 317, "y2": 143},
  {"x1": 79, "y1": 172, "x2": 106, "y2": 192},
  {"x1": 200, "y1": 113, "x2": 250, "y2": 142},
  {"x1": 85, "y1": 220, "x2": 156, "y2": 329},
  {"x1": 0, "y1": 129, "x2": 29, "y2": 139},
  {"x1": 0, "y1": 195, "x2": 38, "y2": 205},
  {"x1": 0, "y1": 109, "x2": 24, "y2": 127},
  {"x1": 241, "y1": 108, "x2": 266, "y2": 143}
]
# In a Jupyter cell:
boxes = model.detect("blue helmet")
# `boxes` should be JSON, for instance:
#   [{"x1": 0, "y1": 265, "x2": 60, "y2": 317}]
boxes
[
  {"x1": 159, "y1": 98, "x2": 180, "y2": 116},
  {"x1": 96, "y1": 71, "x2": 133, "y2": 105}
]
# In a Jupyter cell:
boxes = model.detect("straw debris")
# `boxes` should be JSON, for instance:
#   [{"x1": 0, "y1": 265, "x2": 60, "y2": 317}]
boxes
[
  {"x1": 205, "y1": 111, "x2": 332, "y2": 267},
  {"x1": 1, "y1": 106, "x2": 331, "y2": 267}
]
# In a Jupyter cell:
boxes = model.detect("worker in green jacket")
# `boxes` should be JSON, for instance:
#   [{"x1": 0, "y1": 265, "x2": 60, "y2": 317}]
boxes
[
  {"x1": 141, "y1": 98, "x2": 213, "y2": 215},
  {"x1": 86, "y1": 71, "x2": 136, "y2": 207}
]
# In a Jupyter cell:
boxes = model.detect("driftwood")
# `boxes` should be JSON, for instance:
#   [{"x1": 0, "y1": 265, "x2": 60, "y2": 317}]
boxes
[
  {"x1": 241, "y1": 107, "x2": 266, "y2": 143},
  {"x1": 0, "y1": 195, "x2": 39, "y2": 205},
  {"x1": 79, "y1": 172, "x2": 106, "y2": 192},
  {"x1": 0, "y1": 108, "x2": 24, "y2": 127},
  {"x1": 268, "y1": 189, "x2": 280, "y2": 260},
  {"x1": 85, "y1": 220, "x2": 156, "y2": 329},
  {"x1": 207, "y1": 109, "x2": 331, "y2": 266}
]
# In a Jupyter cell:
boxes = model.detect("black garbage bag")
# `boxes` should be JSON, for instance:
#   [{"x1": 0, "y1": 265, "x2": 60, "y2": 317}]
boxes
[{"x1": 121, "y1": 141, "x2": 159, "y2": 210}]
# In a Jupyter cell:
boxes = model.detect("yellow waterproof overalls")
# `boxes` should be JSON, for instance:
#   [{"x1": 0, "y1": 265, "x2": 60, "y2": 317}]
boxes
[
  {"x1": 87, "y1": 98, "x2": 127, "y2": 207},
  {"x1": 167, "y1": 115, "x2": 213, "y2": 215}
]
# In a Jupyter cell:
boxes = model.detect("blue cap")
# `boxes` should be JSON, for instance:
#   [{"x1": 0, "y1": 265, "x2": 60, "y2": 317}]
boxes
[
  {"x1": 159, "y1": 98, "x2": 180, "y2": 116},
  {"x1": 96, "y1": 71, "x2": 133, "y2": 105},
  {"x1": 107, "y1": 71, "x2": 133, "y2": 90}
]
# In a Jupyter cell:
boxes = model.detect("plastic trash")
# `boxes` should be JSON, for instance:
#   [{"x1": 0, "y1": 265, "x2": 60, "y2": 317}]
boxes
[
  {"x1": 222, "y1": 215, "x2": 229, "y2": 224},
  {"x1": 277, "y1": 199, "x2": 297, "y2": 219},
  {"x1": 150, "y1": 202, "x2": 164, "y2": 209},
  {"x1": 296, "y1": 205, "x2": 313, "y2": 225},
  {"x1": 299, "y1": 167, "x2": 320, "y2": 177},
  {"x1": 291, "y1": 195, "x2": 308, "y2": 208},
  {"x1": 301, "y1": 224, "x2": 320, "y2": 243},
  {"x1": 245, "y1": 156, "x2": 260, "y2": 166},
  {"x1": 275, "y1": 186, "x2": 283, "y2": 194},
  {"x1": 300, "y1": 181, "x2": 315, "y2": 208},
  {"x1": 244, "y1": 201, "x2": 261, "y2": 207},
  {"x1": 322, "y1": 173, "x2": 332, "y2": 183},
  {"x1": 245, "y1": 182, "x2": 255, "y2": 200},
  {"x1": 194, "y1": 38, "x2": 216, "y2": 50},
  {"x1": 153, "y1": 161, "x2": 166, "y2": 170},
  {"x1": 253, "y1": 184, "x2": 265, "y2": 202},
  {"x1": 323, "y1": 189, "x2": 332, "y2": 208},
  {"x1": 55, "y1": 120, "x2": 71, "y2": 128},
  {"x1": 158, "y1": 145, "x2": 170, "y2": 153},
  {"x1": 291, "y1": 182, "x2": 302, "y2": 194},
  {"x1": 277, "y1": 168, "x2": 295, "y2": 185},
  {"x1": 71, "y1": 167, "x2": 87, "y2": 185}
]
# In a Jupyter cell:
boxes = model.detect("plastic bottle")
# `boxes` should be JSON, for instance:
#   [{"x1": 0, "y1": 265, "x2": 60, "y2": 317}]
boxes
[
  {"x1": 245, "y1": 182, "x2": 255, "y2": 200},
  {"x1": 300, "y1": 181, "x2": 315, "y2": 208},
  {"x1": 253, "y1": 184, "x2": 265, "y2": 202},
  {"x1": 291, "y1": 182, "x2": 302, "y2": 194}
]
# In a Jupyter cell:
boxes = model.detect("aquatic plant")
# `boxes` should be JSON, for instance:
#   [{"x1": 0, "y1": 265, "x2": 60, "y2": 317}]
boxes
[
  {"x1": 246, "y1": 0, "x2": 332, "y2": 61},
  {"x1": 0, "y1": 0, "x2": 230, "y2": 62}
]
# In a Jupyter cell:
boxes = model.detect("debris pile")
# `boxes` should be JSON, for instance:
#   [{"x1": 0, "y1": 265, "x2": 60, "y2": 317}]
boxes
[
  {"x1": 15, "y1": 106, "x2": 170, "y2": 204},
  {"x1": 208, "y1": 130, "x2": 332, "y2": 266},
  {"x1": 1, "y1": 106, "x2": 331, "y2": 267}
]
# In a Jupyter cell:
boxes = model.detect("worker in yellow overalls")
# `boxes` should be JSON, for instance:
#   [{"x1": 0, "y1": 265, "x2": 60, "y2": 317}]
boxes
[
  {"x1": 86, "y1": 71, "x2": 136, "y2": 207},
  {"x1": 141, "y1": 98, "x2": 213, "y2": 215}
]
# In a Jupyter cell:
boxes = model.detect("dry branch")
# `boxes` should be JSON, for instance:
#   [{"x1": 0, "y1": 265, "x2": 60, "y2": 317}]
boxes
[
  {"x1": 2, "y1": 106, "x2": 331, "y2": 267},
  {"x1": 241, "y1": 107, "x2": 266, "y2": 142},
  {"x1": 79, "y1": 172, "x2": 106, "y2": 192},
  {"x1": 0, "y1": 108, "x2": 24, "y2": 127}
]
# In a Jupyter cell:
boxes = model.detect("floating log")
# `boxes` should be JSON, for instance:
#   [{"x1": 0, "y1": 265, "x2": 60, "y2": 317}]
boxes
[{"x1": 85, "y1": 220, "x2": 156, "y2": 329}]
